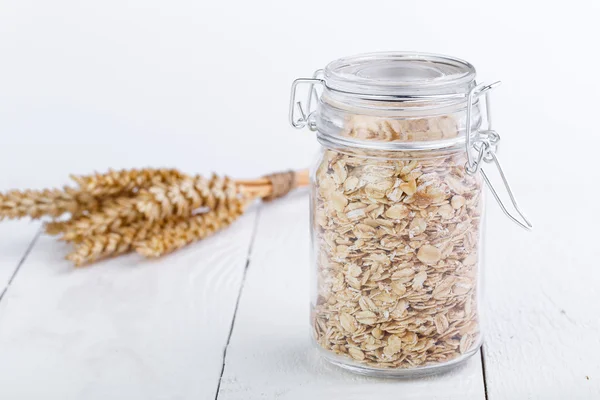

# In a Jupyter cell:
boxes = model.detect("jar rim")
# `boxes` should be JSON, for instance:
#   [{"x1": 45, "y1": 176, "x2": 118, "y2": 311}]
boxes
[
  {"x1": 316, "y1": 128, "x2": 477, "y2": 152},
  {"x1": 323, "y1": 52, "x2": 476, "y2": 100}
]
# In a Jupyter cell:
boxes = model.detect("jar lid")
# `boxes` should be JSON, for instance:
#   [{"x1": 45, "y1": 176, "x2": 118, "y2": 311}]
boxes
[{"x1": 323, "y1": 52, "x2": 476, "y2": 100}]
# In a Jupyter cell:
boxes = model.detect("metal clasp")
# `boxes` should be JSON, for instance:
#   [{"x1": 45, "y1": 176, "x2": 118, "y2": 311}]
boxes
[
  {"x1": 465, "y1": 82, "x2": 532, "y2": 231},
  {"x1": 289, "y1": 70, "x2": 323, "y2": 130}
]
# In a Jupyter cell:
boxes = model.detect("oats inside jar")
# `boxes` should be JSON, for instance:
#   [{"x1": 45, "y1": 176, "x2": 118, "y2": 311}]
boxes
[{"x1": 311, "y1": 115, "x2": 483, "y2": 369}]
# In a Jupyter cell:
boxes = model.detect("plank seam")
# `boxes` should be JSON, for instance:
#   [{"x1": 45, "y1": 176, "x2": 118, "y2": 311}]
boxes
[
  {"x1": 214, "y1": 205, "x2": 262, "y2": 400},
  {"x1": 481, "y1": 344, "x2": 490, "y2": 400},
  {"x1": 0, "y1": 227, "x2": 42, "y2": 304}
]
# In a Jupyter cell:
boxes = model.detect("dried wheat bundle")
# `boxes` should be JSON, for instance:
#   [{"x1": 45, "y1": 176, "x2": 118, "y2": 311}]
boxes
[
  {"x1": 0, "y1": 168, "x2": 308, "y2": 266},
  {"x1": 54, "y1": 175, "x2": 244, "y2": 241}
]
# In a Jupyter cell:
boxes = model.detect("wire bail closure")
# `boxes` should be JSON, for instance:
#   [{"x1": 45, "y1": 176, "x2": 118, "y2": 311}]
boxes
[
  {"x1": 288, "y1": 74, "x2": 532, "y2": 231},
  {"x1": 465, "y1": 82, "x2": 532, "y2": 231},
  {"x1": 289, "y1": 70, "x2": 323, "y2": 131}
]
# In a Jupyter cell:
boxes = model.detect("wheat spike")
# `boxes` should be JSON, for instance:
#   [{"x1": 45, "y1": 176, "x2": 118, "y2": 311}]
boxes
[
  {"x1": 60, "y1": 174, "x2": 242, "y2": 239},
  {"x1": 58, "y1": 196, "x2": 142, "y2": 241},
  {"x1": 0, "y1": 169, "x2": 185, "y2": 221},
  {"x1": 66, "y1": 205, "x2": 244, "y2": 266},
  {"x1": 136, "y1": 174, "x2": 239, "y2": 220},
  {"x1": 64, "y1": 175, "x2": 247, "y2": 265},
  {"x1": 134, "y1": 206, "x2": 244, "y2": 258},
  {"x1": 70, "y1": 168, "x2": 187, "y2": 197},
  {"x1": 66, "y1": 220, "x2": 162, "y2": 266},
  {"x1": 0, "y1": 186, "x2": 100, "y2": 220},
  {"x1": 135, "y1": 179, "x2": 246, "y2": 257}
]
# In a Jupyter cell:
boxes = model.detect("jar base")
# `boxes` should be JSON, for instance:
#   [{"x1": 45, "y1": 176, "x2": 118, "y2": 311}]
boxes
[{"x1": 317, "y1": 339, "x2": 482, "y2": 379}]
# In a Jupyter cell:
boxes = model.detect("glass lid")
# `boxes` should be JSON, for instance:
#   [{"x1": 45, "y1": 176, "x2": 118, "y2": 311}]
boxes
[{"x1": 323, "y1": 52, "x2": 476, "y2": 99}]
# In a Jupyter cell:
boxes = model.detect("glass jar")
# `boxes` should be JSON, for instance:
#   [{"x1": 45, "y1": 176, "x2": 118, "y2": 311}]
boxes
[{"x1": 290, "y1": 52, "x2": 531, "y2": 377}]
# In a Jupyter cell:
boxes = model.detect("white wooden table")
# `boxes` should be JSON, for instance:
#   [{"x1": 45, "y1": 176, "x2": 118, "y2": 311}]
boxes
[
  {"x1": 1, "y1": 0, "x2": 599, "y2": 398},
  {"x1": 0, "y1": 186, "x2": 598, "y2": 399}
]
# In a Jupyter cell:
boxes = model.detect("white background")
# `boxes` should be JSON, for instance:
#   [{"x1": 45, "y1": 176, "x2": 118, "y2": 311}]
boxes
[{"x1": 1, "y1": 1, "x2": 599, "y2": 399}]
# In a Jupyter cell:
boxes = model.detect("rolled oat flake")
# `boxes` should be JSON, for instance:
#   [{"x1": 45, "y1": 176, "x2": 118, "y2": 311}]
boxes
[{"x1": 289, "y1": 52, "x2": 532, "y2": 377}]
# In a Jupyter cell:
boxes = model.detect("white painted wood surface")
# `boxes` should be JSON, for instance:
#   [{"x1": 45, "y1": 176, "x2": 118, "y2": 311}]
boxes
[
  {"x1": 1, "y1": 0, "x2": 599, "y2": 399},
  {"x1": 0, "y1": 211, "x2": 258, "y2": 400},
  {"x1": 0, "y1": 222, "x2": 40, "y2": 296},
  {"x1": 480, "y1": 135, "x2": 600, "y2": 398}
]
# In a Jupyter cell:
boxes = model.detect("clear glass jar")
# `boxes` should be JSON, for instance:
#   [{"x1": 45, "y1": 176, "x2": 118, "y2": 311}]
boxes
[{"x1": 291, "y1": 52, "x2": 530, "y2": 377}]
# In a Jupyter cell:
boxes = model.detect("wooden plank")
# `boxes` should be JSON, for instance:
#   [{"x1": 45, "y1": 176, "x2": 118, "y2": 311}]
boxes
[
  {"x1": 0, "y1": 209, "x2": 259, "y2": 400},
  {"x1": 482, "y1": 196, "x2": 600, "y2": 399},
  {"x1": 216, "y1": 193, "x2": 486, "y2": 400},
  {"x1": 0, "y1": 221, "x2": 41, "y2": 295}
]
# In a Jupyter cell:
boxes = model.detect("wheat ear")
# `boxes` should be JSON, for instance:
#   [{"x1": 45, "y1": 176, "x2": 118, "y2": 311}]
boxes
[
  {"x1": 70, "y1": 168, "x2": 187, "y2": 197},
  {"x1": 59, "y1": 174, "x2": 241, "y2": 239},
  {"x1": 0, "y1": 187, "x2": 100, "y2": 220},
  {"x1": 66, "y1": 220, "x2": 162, "y2": 266}
]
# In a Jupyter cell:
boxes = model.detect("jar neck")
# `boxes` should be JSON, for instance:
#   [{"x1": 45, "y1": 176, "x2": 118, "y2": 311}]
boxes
[{"x1": 314, "y1": 87, "x2": 483, "y2": 152}]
